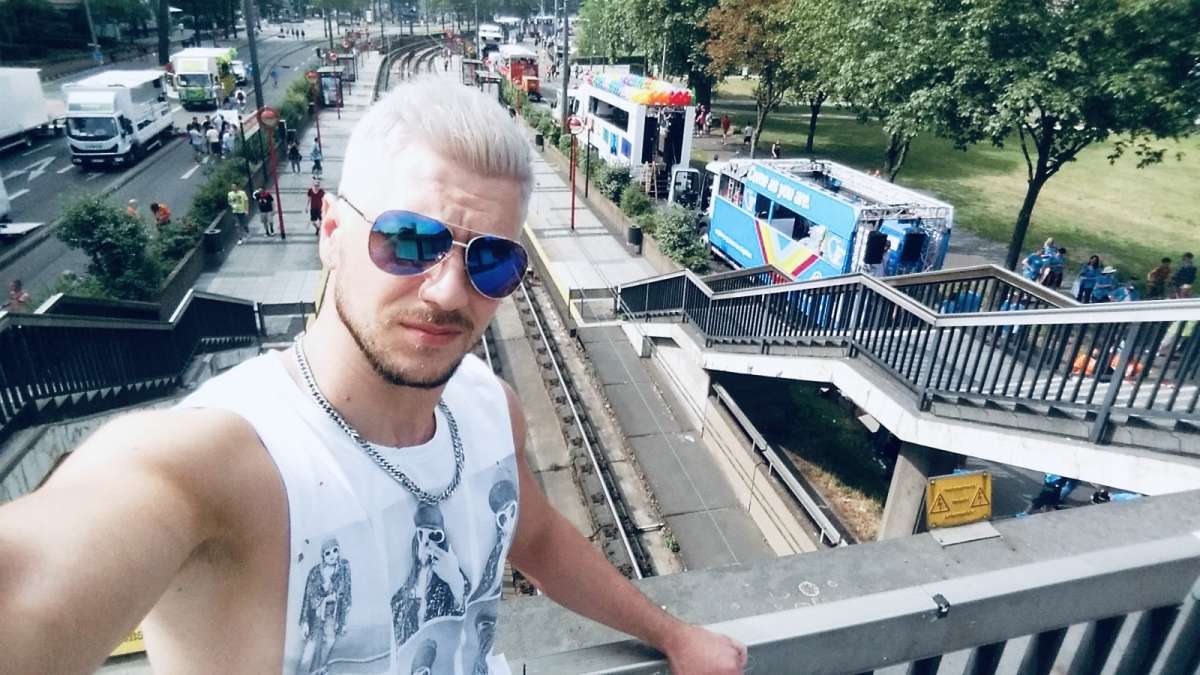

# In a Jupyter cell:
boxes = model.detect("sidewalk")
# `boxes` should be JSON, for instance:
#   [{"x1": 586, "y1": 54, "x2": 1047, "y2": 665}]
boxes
[{"x1": 192, "y1": 49, "x2": 387, "y2": 321}]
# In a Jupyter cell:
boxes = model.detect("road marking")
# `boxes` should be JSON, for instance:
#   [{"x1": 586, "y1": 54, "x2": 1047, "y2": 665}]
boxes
[
  {"x1": 86, "y1": 172, "x2": 102, "y2": 181},
  {"x1": 8, "y1": 189, "x2": 29, "y2": 200},
  {"x1": 57, "y1": 164, "x2": 74, "y2": 174},
  {"x1": 21, "y1": 144, "x2": 51, "y2": 157},
  {"x1": 181, "y1": 163, "x2": 203, "y2": 180},
  {"x1": 171, "y1": 105, "x2": 182, "y2": 114}
]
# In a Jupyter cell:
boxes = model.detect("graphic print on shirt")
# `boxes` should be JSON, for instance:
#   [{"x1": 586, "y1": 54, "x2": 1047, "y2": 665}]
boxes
[
  {"x1": 391, "y1": 503, "x2": 472, "y2": 646},
  {"x1": 469, "y1": 479, "x2": 518, "y2": 604},
  {"x1": 287, "y1": 520, "x2": 392, "y2": 674},
  {"x1": 299, "y1": 538, "x2": 353, "y2": 674}
]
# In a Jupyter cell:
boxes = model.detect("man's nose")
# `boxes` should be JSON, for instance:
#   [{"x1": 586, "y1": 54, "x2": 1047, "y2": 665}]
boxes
[{"x1": 418, "y1": 247, "x2": 472, "y2": 310}]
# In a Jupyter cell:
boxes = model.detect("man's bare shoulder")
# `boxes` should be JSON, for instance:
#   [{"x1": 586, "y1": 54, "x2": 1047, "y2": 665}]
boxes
[{"x1": 53, "y1": 407, "x2": 275, "y2": 527}]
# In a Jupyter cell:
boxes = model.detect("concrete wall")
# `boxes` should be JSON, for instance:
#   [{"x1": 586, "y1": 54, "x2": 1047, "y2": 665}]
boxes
[{"x1": 620, "y1": 323, "x2": 819, "y2": 557}]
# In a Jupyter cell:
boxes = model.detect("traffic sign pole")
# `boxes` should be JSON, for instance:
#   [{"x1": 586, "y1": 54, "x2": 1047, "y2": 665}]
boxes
[
  {"x1": 259, "y1": 107, "x2": 287, "y2": 241},
  {"x1": 566, "y1": 115, "x2": 585, "y2": 233}
]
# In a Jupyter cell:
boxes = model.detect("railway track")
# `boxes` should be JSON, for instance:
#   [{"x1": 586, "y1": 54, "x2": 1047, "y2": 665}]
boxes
[{"x1": 515, "y1": 276, "x2": 653, "y2": 581}]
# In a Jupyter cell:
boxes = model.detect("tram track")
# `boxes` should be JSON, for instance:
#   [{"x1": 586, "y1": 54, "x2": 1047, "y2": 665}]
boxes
[{"x1": 515, "y1": 276, "x2": 654, "y2": 581}]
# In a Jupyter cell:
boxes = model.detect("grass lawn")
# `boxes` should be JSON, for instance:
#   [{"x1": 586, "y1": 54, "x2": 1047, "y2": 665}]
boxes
[{"x1": 704, "y1": 78, "x2": 1200, "y2": 281}]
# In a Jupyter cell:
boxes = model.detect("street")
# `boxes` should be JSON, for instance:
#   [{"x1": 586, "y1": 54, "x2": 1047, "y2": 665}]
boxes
[{"x1": 0, "y1": 24, "x2": 333, "y2": 297}]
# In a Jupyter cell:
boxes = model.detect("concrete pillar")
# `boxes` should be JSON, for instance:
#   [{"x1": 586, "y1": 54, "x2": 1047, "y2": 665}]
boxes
[{"x1": 878, "y1": 443, "x2": 961, "y2": 540}]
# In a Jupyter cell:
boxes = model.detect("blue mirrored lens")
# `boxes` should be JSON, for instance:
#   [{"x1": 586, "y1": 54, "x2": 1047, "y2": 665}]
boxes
[
  {"x1": 466, "y1": 236, "x2": 528, "y2": 299},
  {"x1": 367, "y1": 211, "x2": 453, "y2": 275}
]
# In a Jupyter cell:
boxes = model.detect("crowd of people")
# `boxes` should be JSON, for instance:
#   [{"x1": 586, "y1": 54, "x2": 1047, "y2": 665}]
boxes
[
  {"x1": 186, "y1": 116, "x2": 237, "y2": 162},
  {"x1": 1023, "y1": 238, "x2": 1194, "y2": 303}
]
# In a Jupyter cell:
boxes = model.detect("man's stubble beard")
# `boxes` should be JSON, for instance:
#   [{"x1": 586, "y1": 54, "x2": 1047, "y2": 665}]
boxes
[{"x1": 334, "y1": 279, "x2": 474, "y2": 390}]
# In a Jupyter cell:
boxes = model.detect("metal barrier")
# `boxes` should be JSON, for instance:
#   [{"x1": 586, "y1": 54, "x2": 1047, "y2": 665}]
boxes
[
  {"x1": 0, "y1": 290, "x2": 259, "y2": 443},
  {"x1": 617, "y1": 265, "x2": 1200, "y2": 442},
  {"x1": 502, "y1": 490, "x2": 1200, "y2": 674}
]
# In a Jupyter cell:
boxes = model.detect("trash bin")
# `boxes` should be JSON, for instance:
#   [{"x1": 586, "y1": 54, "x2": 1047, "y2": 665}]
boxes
[
  {"x1": 626, "y1": 224, "x2": 643, "y2": 250},
  {"x1": 534, "y1": 133, "x2": 544, "y2": 151}
]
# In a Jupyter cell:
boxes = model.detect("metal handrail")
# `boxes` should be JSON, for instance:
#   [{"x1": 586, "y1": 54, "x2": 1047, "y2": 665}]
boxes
[{"x1": 617, "y1": 265, "x2": 1200, "y2": 438}]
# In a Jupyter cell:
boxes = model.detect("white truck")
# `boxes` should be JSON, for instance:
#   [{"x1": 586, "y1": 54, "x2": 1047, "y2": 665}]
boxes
[
  {"x1": 0, "y1": 67, "x2": 62, "y2": 151},
  {"x1": 63, "y1": 70, "x2": 174, "y2": 168},
  {"x1": 170, "y1": 47, "x2": 237, "y2": 109}
]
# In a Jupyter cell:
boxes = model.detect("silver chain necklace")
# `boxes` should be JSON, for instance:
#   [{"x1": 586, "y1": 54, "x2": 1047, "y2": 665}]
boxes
[{"x1": 292, "y1": 335, "x2": 465, "y2": 505}]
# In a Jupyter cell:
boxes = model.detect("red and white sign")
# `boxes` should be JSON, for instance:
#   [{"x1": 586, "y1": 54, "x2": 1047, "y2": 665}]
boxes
[
  {"x1": 259, "y1": 106, "x2": 280, "y2": 129},
  {"x1": 566, "y1": 115, "x2": 585, "y2": 136}
]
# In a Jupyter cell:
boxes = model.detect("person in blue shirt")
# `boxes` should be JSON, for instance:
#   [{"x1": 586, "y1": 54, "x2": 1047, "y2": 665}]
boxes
[
  {"x1": 1041, "y1": 247, "x2": 1066, "y2": 288},
  {"x1": 1091, "y1": 266, "x2": 1118, "y2": 302},
  {"x1": 1022, "y1": 250, "x2": 1045, "y2": 281},
  {"x1": 1075, "y1": 255, "x2": 1102, "y2": 302}
]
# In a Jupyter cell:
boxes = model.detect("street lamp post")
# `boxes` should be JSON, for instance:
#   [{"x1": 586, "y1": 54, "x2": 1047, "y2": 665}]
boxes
[
  {"x1": 259, "y1": 106, "x2": 287, "y2": 241},
  {"x1": 81, "y1": 0, "x2": 101, "y2": 64},
  {"x1": 242, "y1": 0, "x2": 270, "y2": 188}
]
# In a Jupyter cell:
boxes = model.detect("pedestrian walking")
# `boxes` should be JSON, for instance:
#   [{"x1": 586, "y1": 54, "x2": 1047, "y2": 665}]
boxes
[
  {"x1": 310, "y1": 143, "x2": 323, "y2": 176},
  {"x1": 771, "y1": 140, "x2": 780, "y2": 159},
  {"x1": 720, "y1": 114, "x2": 731, "y2": 146},
  {"x1": 270, "y1": 66, "x2": 279, "y2": 88},
  {"x1": 235, "y1": 89, "x2": 247, "y2": 112},
  {"x1": 1146, "y1": 257, "x2": 1173, "y2": 299},
  {"x1": 306, "y1": 178, "x2": 326, "y2": 233},
  {"x1": 206, "y1": 125, "x2": 221, "y2": 157},
  {"x1": 188, "y1": 126, "x2": 205, "y2": 161},
  {"x1": 1075, "y1": 255, "x2": 1102, "y2": 303},
  {"x1": 4, "y1": 279, "x2": 31, "y2": 313},
  {"x1": 742, "y1": 123, "x2": 752, "y2": 147},
  {"x1": 1041, "y1": 247, "x2": 1066, "y2": 288},
  {"x1": 288, "y1": 141, "x2": 302, "y2": 173},
  {"x1": 222, "y1": 127, "x2": 236, "y2": 157},
  {"x1": 227, "y1": 183, "x2": 250, "y2": 243},
  {"x1": 253, "y1": 187, "x2": 275, "y2": 236},
  {"x1": 1171, "y1": 252, "x2": 1195, "y2": 298}
]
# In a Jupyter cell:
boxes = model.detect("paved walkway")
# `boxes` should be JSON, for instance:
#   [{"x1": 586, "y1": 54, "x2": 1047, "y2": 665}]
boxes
[{"x1": 191, "y1": 51, "x2": 386, "y2": 309}]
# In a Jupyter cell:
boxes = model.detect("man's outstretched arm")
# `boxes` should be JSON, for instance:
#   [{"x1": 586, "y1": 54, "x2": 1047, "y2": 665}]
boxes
[
  {"x1": 0, "y1": 408, "x2": 253, "y2": 673},
  {"x1": 501, "y1": 384, "x2": 747, "y2": 674}
]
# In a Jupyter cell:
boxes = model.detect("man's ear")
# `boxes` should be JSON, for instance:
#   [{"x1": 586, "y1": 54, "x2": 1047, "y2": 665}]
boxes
[{"x1": 318, "y1": 196, "x2": 341, "y2": 270}]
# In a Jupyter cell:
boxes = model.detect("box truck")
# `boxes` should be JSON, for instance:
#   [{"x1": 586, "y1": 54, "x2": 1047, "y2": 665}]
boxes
[
  {"x1": 63, "y1": 70, "x2": 175, "y2": 168},
  {"x1": 0, "y1": 67, "x2": 62, "y2": 151},
  {"x1": 170, "y1": 47, "x2": 237, "y2": 109}
]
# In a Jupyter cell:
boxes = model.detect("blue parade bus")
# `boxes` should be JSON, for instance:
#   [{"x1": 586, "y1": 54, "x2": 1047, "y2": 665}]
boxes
[{"x1": 689, "y1": 159, "x2": 954, "y2": 280}]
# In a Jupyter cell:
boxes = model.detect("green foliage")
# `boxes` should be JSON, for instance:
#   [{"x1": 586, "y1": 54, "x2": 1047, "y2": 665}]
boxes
[
  {"x1": 154, "y1": 217, "x2": 204, "y2": 267},
  {"x1": 594, "y1": 162, "x2": 632, "y2": 201},
  {"x1": 57, "y1": 194, "x2": 163, "y2": 301},
  {"x1": 653, "y1": 205, "x2": 709, "y2": 271},
  {"x1": 539, "y1": 118, "x2": 561, "y2": 146},
  {"x1": 556, "y1": 131, "x2": 574, "y2": 155},
  {"x1": 619, "y1": 183, "x2": 652, "y2": 219},
  {"x1": 576, "y1": 0, "x2": 637, "y2": 61},
  {"x1": 189, "y1": 158, "x2": 247, "y2": 226}
]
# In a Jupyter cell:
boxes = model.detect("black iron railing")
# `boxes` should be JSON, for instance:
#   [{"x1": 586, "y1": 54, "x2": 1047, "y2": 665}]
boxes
[
  {"x1": 0, "y1": 290, "x2": 259, "y2": 441},
  {"x1": 617, "y1": 265, "x2": 1200, "y2": 441}
]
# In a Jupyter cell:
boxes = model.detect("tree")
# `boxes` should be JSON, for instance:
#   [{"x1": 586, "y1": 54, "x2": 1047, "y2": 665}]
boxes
[
  {"x1": 619, "y1": 0, "x2": 719, "y2": 107},
  {"x1": 832, "y1": 0, "x2": 950, "y2": 182},
  {"x1": 575, "y1": 0, "x2": 634, "y2": 62},
  {"x1": 57, "y1": 195, "x2": 163, "y2": 302},
  {"x1": 783, "y1": 0, "x2": 843, "y2": 154},
  {"x1": 705, "y1": 0, "x2": 799, "y2": 158},
  {"x1": 930, "y1": 0, "x2": 1200, "y2": 269}
]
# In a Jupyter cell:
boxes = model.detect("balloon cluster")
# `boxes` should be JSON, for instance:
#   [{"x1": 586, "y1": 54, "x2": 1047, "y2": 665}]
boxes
[{"x1": 582, "y1": 72, "x2": 693, "y2": 107}]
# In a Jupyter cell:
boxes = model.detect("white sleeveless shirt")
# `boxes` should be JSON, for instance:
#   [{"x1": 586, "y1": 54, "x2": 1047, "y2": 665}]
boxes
[{"x1": 179, "y1": 350, "x2": 518, "y2": 675}]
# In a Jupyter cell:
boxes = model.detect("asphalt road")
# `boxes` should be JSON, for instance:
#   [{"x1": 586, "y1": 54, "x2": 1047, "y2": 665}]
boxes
[{"x1": 0, "y1": 25, "x2": 334, "y2": 297}]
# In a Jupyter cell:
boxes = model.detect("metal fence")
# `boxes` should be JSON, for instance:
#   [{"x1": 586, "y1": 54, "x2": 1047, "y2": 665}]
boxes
[
  {"x1": 507, "y1": 492, "x2": 1200, "y2": 674},
  {"x1": 617, "y1": 265, "x2": 1200, "y2": 441},
  {"x1": 0, "y1": 290, "x2": 259, "y2": 443}
]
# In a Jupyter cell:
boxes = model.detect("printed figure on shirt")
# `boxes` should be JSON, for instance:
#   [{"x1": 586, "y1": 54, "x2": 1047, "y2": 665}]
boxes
[
  {"x1": 392, "y1": 503, "x2": 471, "y2": 646},
  {"x1": 299, "y1": 537, "x2": 353, "y2": 674}
]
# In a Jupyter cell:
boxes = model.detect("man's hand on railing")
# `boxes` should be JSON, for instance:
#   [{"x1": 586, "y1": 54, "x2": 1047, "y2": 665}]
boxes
[{"x1": 661, "y1": 623, "x2": 748, "y2": 674}]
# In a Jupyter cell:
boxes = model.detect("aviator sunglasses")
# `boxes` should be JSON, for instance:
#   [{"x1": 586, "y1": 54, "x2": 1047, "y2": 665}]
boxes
[{"x1": 340, "y1": 196, "x2": 529, "y2": 299}]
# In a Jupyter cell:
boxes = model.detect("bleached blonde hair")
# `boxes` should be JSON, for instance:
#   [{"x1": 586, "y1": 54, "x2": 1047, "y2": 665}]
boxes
[{"x1": 340, "y1": 77, "x2": 532, "y2": 213}]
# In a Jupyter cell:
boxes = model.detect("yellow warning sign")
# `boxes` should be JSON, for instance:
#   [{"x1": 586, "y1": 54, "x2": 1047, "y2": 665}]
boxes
[
  {"x1": 110, "y1": 627, "x2": 146, "y2": 657},
  {"x1": 926, "y1": 471, "x2": 992, "y2": 529}
]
